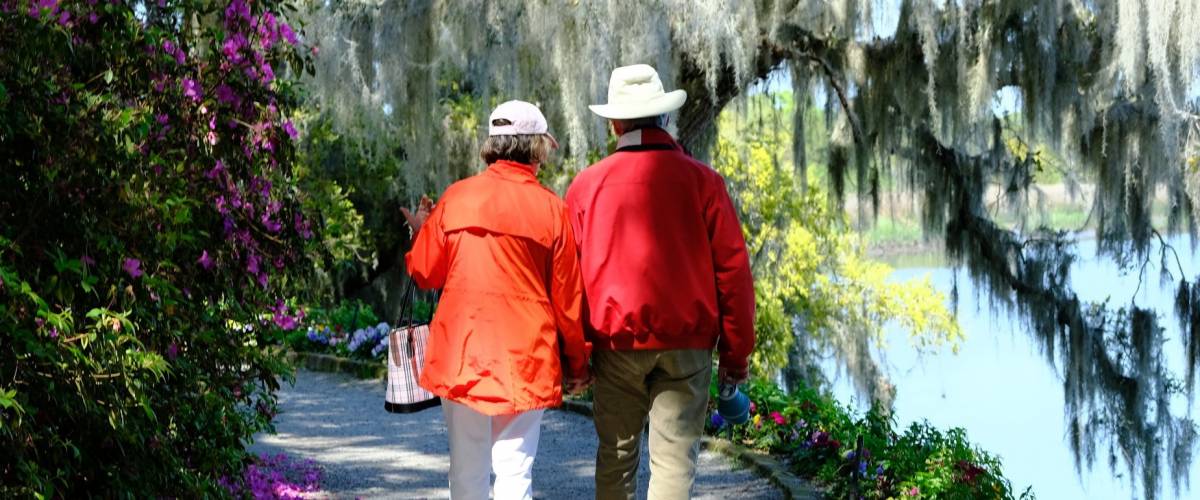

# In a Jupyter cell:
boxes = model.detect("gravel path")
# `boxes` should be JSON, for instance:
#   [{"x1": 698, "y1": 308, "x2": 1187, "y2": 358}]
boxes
[{"x1": 250, "y1": 370, "x2": 783, "y2": 499}]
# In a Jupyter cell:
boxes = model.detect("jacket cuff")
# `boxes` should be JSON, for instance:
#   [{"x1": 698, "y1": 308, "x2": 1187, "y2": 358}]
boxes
[{"x1": 718, "y1": 355, "x2": 749, "y2": 378}]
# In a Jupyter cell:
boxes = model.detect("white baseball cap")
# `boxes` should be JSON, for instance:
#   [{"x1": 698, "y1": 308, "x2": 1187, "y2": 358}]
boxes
[
  {"x1": 588, "y1": 64, "x2": 687, "y2": 120},
  {"x1": 488, "y1": 100, "x2": 558, "y2": 148}
]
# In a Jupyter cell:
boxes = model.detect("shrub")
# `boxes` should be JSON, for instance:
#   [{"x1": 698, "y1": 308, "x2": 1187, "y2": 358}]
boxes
[
  {"x1": 708, "y1": 380, "x2": 1035, "y2": 499},
  {"x1": 0, "y1": 0, "x2": 341, "y2": 495}
]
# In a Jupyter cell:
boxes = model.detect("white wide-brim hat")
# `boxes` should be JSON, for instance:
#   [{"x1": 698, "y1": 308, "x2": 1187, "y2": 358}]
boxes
[{"x1": 588, "y1": 64, "x2": 687, "y2": 120}]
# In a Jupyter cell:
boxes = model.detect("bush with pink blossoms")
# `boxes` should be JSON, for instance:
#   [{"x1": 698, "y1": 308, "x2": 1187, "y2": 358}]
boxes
[{"x1": 0, "y1": 0, "x2": 361, "y2": 496}]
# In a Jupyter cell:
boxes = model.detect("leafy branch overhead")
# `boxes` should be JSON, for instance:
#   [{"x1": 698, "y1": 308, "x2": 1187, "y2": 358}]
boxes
[{"x1": 305, "y1": 1, "x2": 1199, "y2": 498}]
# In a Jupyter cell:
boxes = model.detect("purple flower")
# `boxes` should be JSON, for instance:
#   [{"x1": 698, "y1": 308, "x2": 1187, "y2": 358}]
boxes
[
  {"x1": 57, "y1": 9, "x2": 69, "y2": 26},
  {"x1": 122, "y1": 258, "x2": 143, "y2": 278},
  {"x1": 49, "y1": 327, "x2": 59, "y2": 339},
  {"x1": 156, "y1": 113, "x2": 169, "y2": 125},
  {"x1": 262, "y1": 217, "x2": 282, "y2": 233},
  {"x1": 215, "y1": 83, "x2": 240, "y2": 106},
  {"x1": 247, "y1": 254, "x2": 260, "y2": 275},
  {"x1": 710, "y1": 413, "x2": 725, "y2": 428},
  {"x1": 197, "y1": 250, "x2": 213, "y2": 270},
  {"x1": 280, "y1": 23, "x2": 298, "y2": 45},
  {"x1": 28, "y1": 0, "x2": 56, "y2": 18},
  {"x1": 88, "y1": 12, "x2": 98, "y2": 23},
  {"x1": 283, "y1": 121, "x2": 298, "y2": 140},
  {"x1": 166, "y1": 342, "x2": 179, "y2": 360},
  {"x1": 81, "y1": 254, "x2": 95, "y2": 267},
  {"x1": 35, "y1": 318, "x2": 45, "y2": 328},
  {"x1": 222, "y1": 34, "x2": 247, "y2": 64},
  {"x1": 207, "y1": 160, "x2": 225, "y2": 180},
  {"x1": 182, "y1": 78, "x2": 201, "y2": 101},
  {"x1": 260, "y1": 63, "x2": 275, "y2": 84}
]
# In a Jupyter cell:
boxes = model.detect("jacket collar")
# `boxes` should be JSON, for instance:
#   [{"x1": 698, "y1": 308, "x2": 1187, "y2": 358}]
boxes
[
  {"x1": 485, "y1": 160, "x2": 539, "y2": 183},
  {"x1": 615, "y1": 127, "x2": 682, "y2": 152}
]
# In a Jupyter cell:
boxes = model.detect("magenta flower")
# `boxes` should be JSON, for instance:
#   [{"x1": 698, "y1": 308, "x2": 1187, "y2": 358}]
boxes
[
  {"x1": 749, "y1": 401, "x2": 757, "y2": 414},
  {"x1": 260, "y1": 63, "x2": 275, "y2": 84},
  {"x1": 49, "y1": 327, "x2": 59, "y2": 339},
  {"x1": 207, "y1": 160, "x2": 226, "y2": 180},
  {"x1": 280, "y1": 23, "x2": 298, "y2": 45},
  {"x1": 215, "y1": 83, "x2": 240, "y2": 106},
  {"x1": 162, "y1": 40, "x2": 185, "y2": 65},
  {"x1": 81, "y1": 254, "x2": 95, "y2": 267},
  {"x1": 122, "y1": 258, "x2": 143, "y2": 278},
  {"x1": 197, "y1": 250, "x2": 213, "y2": 270},
  {"x1": 88, "y1": 12, "x2": 98, "y2": 23},
  {"x1": 56, "y1": 9, "x2": 69, "y2": 26},
  {"x1": 907, "y1": 486, "x2": 919, "y2": 496},
  {"x1": 182, "y1": 79, "x2": 202, "y2": 101},
  {"x1": 283, "y1": 120, "x2": 298, "y2": 140},
  {"x1": 770, "y1": 411, "x2": 786, "y2": 426},
  {"x1": 165, "y1": 342, "x2": 179, "y2": 361},
  {"x1": 247, "y1": 254, "x2": 260, "y2": 275}
]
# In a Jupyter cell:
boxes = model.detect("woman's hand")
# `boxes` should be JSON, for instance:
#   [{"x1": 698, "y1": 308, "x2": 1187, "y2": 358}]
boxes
[
  {"x1": 565, "y1": 375, "x2": 593, "y2": 396},
  {"x1": 401, "y1": 195, "x2": 434, "y2": 233}
]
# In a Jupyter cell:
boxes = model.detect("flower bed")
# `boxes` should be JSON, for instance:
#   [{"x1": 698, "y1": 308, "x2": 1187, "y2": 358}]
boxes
[
  {"x1": 220, "y1": 453, "x2": 323, "y2": 500},
  {"x1": 707, "y1": 380, "x2": 1035, "y2": 499}
]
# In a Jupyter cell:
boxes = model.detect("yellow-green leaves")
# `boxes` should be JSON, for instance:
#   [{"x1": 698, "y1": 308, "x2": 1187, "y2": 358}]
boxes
[{"x1": 714, "y1": 95, "x2": 961, "y2": 381}]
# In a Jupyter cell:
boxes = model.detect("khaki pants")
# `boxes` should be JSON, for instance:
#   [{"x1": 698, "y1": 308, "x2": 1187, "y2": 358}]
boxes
[{"x1": 592, "y1": 349, "x2": 712, "y2": 500}]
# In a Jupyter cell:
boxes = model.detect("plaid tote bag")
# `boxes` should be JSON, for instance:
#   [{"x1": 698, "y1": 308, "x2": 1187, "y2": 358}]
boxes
[{"x1": 384, "y1": 280, "x2": 440, "y2": 413}]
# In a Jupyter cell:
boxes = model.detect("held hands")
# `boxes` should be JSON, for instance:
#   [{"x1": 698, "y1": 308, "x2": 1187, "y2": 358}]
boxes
[
  {"x1": 565, "y1": 373, "x2": 593, "y2": 396},
  {"x1": 717, "y1": 365, "x2": 749, "y2": 386},
  {"x1": 400, "y1": 195, "x2": 435, "y2": 233}
]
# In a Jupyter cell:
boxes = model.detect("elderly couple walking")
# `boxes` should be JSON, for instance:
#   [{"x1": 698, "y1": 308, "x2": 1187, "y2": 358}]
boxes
[{"x1": 402, "y1": 64, "x2": 756, "y2": 500}]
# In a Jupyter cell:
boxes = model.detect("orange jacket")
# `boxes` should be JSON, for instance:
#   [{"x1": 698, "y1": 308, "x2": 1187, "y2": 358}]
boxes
[{"x1": 406, "y1": 160, "x2": 591, "y2": 416}]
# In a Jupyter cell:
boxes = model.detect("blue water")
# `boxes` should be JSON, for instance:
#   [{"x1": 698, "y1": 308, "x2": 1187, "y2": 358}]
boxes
[{"x1": 829, "y1": 236, "x2": 1200, "y2": 500}]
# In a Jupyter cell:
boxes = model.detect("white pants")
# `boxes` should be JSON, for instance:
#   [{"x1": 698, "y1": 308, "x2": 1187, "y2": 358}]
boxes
[{"x1": 442, "y1": 398, "x2": 545, "y2": 500}]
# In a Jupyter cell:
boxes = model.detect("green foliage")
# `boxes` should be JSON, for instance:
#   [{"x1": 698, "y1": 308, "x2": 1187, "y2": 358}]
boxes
[
  {"x1": 0, "y1": 1, "x2": 337, "y2": 495},
  {"x1": 714, "y1": 95, "x2": 961, "y2": 381},
  {"x1": 711, "y1": 379, "x2": 1033, "y2": 499}
]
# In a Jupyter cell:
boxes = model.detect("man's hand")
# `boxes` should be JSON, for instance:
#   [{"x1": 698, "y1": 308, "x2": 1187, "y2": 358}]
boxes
[
  {"x1": 565, "y1": 374, "x2": 593, "y2": 396},
  {"x1": 400, "y1": 195, "x2": 434, "y2": 233},
  {"x1": 717, "y1": 365, "x2": 748, "y2": 386}
]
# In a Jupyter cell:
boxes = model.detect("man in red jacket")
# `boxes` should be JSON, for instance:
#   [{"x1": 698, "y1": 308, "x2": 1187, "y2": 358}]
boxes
[{"x1": 566, "y1": 64, "x2": 756, "y2": 500}]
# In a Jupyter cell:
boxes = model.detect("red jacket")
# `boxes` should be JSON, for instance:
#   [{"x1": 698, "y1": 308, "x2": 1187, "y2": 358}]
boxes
[
  {"x1": 406, "y1": 160, "x2": 591, "y2": 415},
  {"x1": 565, "y1": 127, "x2": 755, "y2": 375}
]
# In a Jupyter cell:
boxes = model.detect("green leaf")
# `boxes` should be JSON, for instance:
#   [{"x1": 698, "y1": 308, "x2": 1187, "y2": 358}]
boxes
[{"x1": 103, "y1": 69, "x2": 113, "y2": 84}]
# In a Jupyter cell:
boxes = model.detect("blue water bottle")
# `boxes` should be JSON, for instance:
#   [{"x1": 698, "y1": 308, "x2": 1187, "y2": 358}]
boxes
[{"x1": 717, "y1": 383, "x2": 750, "y2": 425}]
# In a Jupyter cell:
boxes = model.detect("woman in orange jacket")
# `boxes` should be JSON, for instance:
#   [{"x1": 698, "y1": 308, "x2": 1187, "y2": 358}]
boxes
[{"x1": 402, "y1": 100, "x2": 592, "y2": 500}]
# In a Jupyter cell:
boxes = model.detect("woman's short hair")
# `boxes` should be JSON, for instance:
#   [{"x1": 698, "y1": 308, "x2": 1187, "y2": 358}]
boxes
[{"x1": 480, "y1": 119, "x2": 554, "y2": 165}]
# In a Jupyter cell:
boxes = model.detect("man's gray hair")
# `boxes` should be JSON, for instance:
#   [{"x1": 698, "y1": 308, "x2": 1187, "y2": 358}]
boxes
[{"x1": 614, "y1": 114, "x2": 669, "y2": 131}]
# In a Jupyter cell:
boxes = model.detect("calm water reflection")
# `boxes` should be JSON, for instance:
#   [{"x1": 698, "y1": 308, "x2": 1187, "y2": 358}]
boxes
[{"x1": 830, "y1": 236, "x2": 1199, "y2": 500}]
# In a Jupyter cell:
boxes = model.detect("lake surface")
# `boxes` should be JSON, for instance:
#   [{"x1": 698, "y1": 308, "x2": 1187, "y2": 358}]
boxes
[{"x1": 829, "y1": 236, "x2": 1200, "y2": 500}]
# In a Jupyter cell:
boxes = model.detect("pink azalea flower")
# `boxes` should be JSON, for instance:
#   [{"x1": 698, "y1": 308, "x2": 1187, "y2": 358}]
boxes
[
  {"x1": 197, "y1": 250, "x2": 213, "y2": 270},
  {"x1": 770, "y1": 411, "x2": 786, "y2": 426},
  {"x1": 283, "y1": 120, "x2": 298, "y2": 140},
  {"x1": 122, "y1": 258, "x2": 143, "y2": 278},
  {"x1": 182, "y1": 78, "x2": 201, "y2": 101},
  {"x1": 280, "y1": 23, "x2": 298, "y2": 45}
]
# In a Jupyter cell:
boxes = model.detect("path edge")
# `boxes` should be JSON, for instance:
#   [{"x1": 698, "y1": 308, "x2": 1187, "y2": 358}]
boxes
[
  {"x1": 559, "y1": 400, "x2": 823, "y2": 500},
  {"x1": 286, "y1": 351, "x2": 386, "y2": 380}
]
